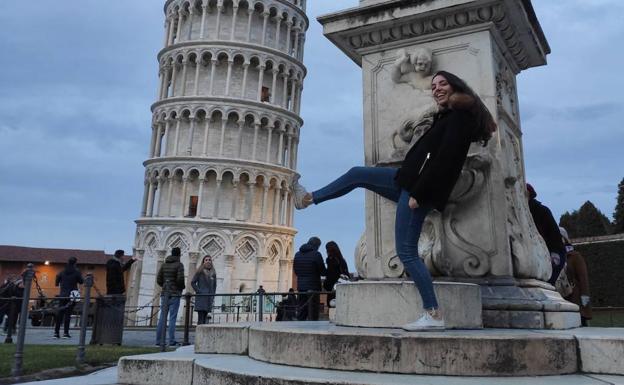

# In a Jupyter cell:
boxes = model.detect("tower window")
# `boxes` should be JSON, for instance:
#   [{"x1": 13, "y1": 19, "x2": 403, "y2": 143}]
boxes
[
  {"x1": 261, "y1": 87, "x2": 271, "y2": 102},
  {"x1": 188, "y1": 195, "x2": 198, "y2": 217}
]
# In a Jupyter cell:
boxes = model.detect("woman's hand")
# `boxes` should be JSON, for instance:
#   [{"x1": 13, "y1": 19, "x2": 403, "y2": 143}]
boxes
[{"x1": 408, "y1": 197, "x2": 419, "y2": 209}]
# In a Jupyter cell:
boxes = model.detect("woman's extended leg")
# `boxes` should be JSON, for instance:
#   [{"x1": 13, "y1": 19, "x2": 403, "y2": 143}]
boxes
[
  {"x1": 309, "y1": 166, "x2": 401, "y2": 205},
  {"x1": 395, "y1": 190, "x2": 444, "y2": 330}
]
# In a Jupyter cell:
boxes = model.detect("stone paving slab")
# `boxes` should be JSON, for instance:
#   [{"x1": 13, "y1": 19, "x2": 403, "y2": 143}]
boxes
[{"x1": 17, "y1": 366, "x2": 119, "y2": 385}]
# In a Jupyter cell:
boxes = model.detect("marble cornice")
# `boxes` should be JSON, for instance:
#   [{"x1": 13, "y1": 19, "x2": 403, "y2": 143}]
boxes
[
  {"x1": 135, "y1": 217, "x2": 297, "y2": 236},
  {"x1": 151, "y1": 96, "x2": 304, "y2": 126},
  {"x1": 318, "y1": 0, "x2": 550, "y2": 71},
  {"x1": 158, "y1": 40, "x2": 307, "y2": 76},
  {"x1": 143, "y1": 157, "x2": 296, "y2": 176},
  {"x1": 163, "y1": 0, "x2": 309, "y2": 29}
]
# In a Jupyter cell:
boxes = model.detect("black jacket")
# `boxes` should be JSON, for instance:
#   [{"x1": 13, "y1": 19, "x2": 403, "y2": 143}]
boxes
[
  {"x1": 395, "y1": 108, "x2": 476, "y2": 211},
  {"x1": 293, "y1": 243, "x2": 327, "y2": 291},
  {"x1": 324, "y1": 255, "x2": 349, "y2": 290},
  {"x1": 106, "y1": 257, "x2": 136, "y2": 295},
  {"x1": 157, "y1": 254, "x2": 185, "y2": 294},
  {"x1": 529, "y1": 198, "x2": 565, "y2": 255},
  {"x1": 55, "y1": 266, "x2": 84, "y2": 297}
]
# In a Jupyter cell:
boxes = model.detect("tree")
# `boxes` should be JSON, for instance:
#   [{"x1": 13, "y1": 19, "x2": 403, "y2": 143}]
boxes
[
  {"x1": 559, "y1": 211, "x2": 578, "y2": 238},
  {"x1": 613, "y1": 177, "x2": 624, "y2": 234},
  {"x1": 560, "y1": 201, "x2": 612, "y2": 238}
]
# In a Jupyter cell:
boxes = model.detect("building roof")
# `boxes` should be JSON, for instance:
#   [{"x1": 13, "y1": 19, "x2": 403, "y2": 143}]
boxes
[{"x1": 0, "y1": 245, "x2": 114, "y2": 265}]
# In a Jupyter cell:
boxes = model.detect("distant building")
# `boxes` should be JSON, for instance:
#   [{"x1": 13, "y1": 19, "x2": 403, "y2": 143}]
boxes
[{"x1": 0, "y1": 245, "x2": 123, "y2": 299}]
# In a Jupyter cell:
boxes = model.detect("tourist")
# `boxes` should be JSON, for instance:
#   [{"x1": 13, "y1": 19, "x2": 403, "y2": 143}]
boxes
[
  {"x1": 527, "y1": 183, "x2": 567, "y2": 285},
  {"x1": 560, "y1": 227, "x2": 592, "y2": 326},
  {"x1": 155, "y1": 247, "x2": 186, "y2": 346},
  {"x1": 54, "y1": 257, "x2": 84, "y2": 339},
  {"x1": 106, "y1": 249, "x2": 136, "y2": 295},
  {"x1": 293, "y1": 237, "x2": 327, "y2": 321},
  {"x1": 292, "y1": 71, "x2": 497, "y2": 331},
  {"x1": 323, "y1": 241, "x2": 349, "y2": 304},
  {"x1": 191, "y1": 255, "x2": 217, "y2": 325}
]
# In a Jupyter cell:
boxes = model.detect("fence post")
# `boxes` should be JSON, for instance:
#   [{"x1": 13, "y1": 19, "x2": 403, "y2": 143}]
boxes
[
  {"x1": 11, "y1": 263, "x2": 35, "y2": 378},
  {"x1": 257, "y1": 287, "x2": 265, "y2": 322},
  {"x1": 159, "y1": 281, "x2": 171, "y2": 352},
  {"x1": 4, "y1": 299, "x2": 16, "y2": 344},
  {"x1": 307, "y1": 292, "x2": 314, "y2": 321},
  {"x1": 76, "y1": 274, "x2": 93, "y2": 366},
  {"x1": 183, "y1": 292, "x2": 191, "y2": 346}
]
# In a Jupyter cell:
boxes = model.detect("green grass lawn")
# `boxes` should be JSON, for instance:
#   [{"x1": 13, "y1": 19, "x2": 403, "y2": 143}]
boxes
[
  {"x1": 589, "y1": 309, "x2": 624, "y2": 327},
  {"x1": 0, "y1": 344, "x2": 161, "y2": 378}
]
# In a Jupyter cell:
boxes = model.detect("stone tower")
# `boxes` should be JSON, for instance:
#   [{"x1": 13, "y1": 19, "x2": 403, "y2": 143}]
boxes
[{"x1": 127, "y1": 0, "x2": 308, "y2": 322}]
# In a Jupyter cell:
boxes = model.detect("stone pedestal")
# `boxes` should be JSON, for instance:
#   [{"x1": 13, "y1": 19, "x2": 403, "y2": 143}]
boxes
[
  {"x1": 318, "y1": 0, "x2": 578, "y2": 328},
  {"x1": 334, "y1": 281, "x2": 481, "y2": 329}
]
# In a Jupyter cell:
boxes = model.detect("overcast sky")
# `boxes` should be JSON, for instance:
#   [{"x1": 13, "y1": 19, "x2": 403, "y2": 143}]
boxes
[{"x1": 0, "y1": 1, "x2": 622, "y2": 268}]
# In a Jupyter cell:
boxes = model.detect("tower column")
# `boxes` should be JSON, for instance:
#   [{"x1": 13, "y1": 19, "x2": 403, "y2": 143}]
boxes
[
  {"x1": 173, "y1": 117, "x2": 181, "y2": 155},
  {"x1": 265, "y1": 125, "x2": 273, "y2": 163},
  {"x1": 231, "y1": 180, "x2": 239, "y2": 219},
  {"x1": 215, "y1": 2, "x2": 223, "y2": 40},
  {"x1": 212, "y1": 178, "x2": 222, "y2": 218},
  {"x1": 270, "y1": 69, "x2": 279, "y2": 105},
  {"x1": 193, "y1": 58, "x2": 201, "y2": 95},
  {"x1": 241, "y1": 62, "x2": 250, "y2": 98},
  {"x1": 199, "y1": 3, "x2": 208, "y2": 39},
  {"x1": 218, "y1": 117, "x2": 228, "y2": 156},
  {"x1": 196, "y1": 176, "x2": 205, "y2": 218},
  {"x1": 277, "y1": 128, "x2": 285, "y2": 165},
  {"x1": 187, "y1": 116, "x2": 196, "y2": 155},
  {"x1": 230, "y1": 5, "x2": 239, "y2": 41},
  {"x1": 186, "y1": 9, "x2": 194, "y2": 41},
  {"x1": 256, "y1": 64, "x2": 266, "y2": 102},
  {"x1": 202, "y1": 117, "x2": 210, "y2": 156},
  {"x1": 141, "y1": 179, "x2": 150, "y2": 217},
  {"x1": 236, "y1": 119, "x2": 244, "y2": 158},
  {"x1": 225, "y1": 59, "x2": 234, "y2": 96},
  {"x1": 180, "y1": 177, "x2": 189, "y2": 217},
  {"x1": 260, "y1": 182, "x2": 269, "y2": 223},
  {"x1": 272, "y1": 186, "x2": 281, "y2": 225},
  {"x1": 180, "y1": 59, "x2": 189, "y2": 96},
  {"x1": 209, "y1": 58, "x2": 218, "y2": 95},
  {"x1": 251, "y1": 122, "x2": 260, "y2": 160},
  {"x1": 175, "y1": 10, "x2": 184, "y2": 43},
  {"x1": 285, "y1": 21, "x2": 292, "y2": 54},
  {"x1": 170, "y1": 62, "x2": 179, "y2": 97},
  {"x1": 281, "y1": 74, "x2": 289, "y2": 108},
  {"x1": 274, "y1": 16, "x2": 282, "y2": 49},
  {"x1": 146, "y1": 179, "x2": 156, "y2": 217},
  {"x1": 166, "y1": 175, "x2": 175, "y2": 217},
  {"x1": 246, "y1": 6, "x2": 253, "y2": 42},
  {"x1": 261, "y1": 11, "x2": 270, "y2": 45}
]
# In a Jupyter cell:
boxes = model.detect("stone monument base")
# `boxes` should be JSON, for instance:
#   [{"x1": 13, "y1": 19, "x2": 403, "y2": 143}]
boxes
[
  {"x1": 334, "y1": 281, "x2": 482, "y2": 329},
  {"x1": 118, "y1": 324, "x2": 624, "y2": 384}
]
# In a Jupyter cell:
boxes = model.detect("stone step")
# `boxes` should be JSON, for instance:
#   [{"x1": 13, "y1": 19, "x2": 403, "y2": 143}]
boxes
[
  {"x1": 335, "y1": 281, "x2": 482, "y2": 329},
  {"x1": 247, "y1": 321, "x2": 578, "y2": 376},
  {"x1": 118, "y1": 351, "x2": 624, "y2": 385}
]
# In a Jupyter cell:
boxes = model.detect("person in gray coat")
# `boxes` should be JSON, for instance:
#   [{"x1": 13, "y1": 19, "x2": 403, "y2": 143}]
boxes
[{"x1": 191, "y1": 255, "x2": 217, "y2": 325}]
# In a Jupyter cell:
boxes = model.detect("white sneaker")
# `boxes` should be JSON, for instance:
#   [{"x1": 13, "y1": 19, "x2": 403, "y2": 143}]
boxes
[
  {"x1": 292, "y1": 173, "x2": 312, "y2": 209},
  {"x1": 402, "y1": 310, "x2": 445, "y2": 331}
]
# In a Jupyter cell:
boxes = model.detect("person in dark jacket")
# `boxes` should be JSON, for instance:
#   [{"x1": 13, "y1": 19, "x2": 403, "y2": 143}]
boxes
[
  {"x1": 191, "y1": 255, "x2": 217, "y2": 325},
  {"x1": 156, "y1": 247, "x2": 185, "y2": 346},
  {"x1": 54, "y1": 257, "x2": 84, "y2": 338},
  {"x1": 294, "y1": 237, "x2": 327, "y2": 321},
  {"x1": 526, "y1": 183, "x2": 567, "y2": 285},
  {"x1": 560, "y1": 228, "x2": 592, "y2": 326},
  {"x1": 106, "y1": 249, "x2": 136, "y2": 295},
  {"x1": 323, "y1": 241, "x2": 349, "y2": 304},
  {"x1": 291, "y1": 71, "x2": 496, "y2": 330}
]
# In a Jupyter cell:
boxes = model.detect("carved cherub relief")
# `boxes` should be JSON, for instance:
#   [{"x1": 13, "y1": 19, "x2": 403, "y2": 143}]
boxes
[{"x1": 390, "y1": 47, "x2": 433, "y2": 90}]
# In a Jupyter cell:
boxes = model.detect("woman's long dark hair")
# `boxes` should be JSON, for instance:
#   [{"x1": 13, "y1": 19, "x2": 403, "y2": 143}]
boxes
[
  {"x1": 326, "y1": 241, "x2": 344, "y2": 262},
  {"x1": 433, "y1": 70, "x2": 497, "y2": 146}
]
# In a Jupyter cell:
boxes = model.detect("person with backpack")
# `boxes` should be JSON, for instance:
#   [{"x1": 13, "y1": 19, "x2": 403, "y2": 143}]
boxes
[{"x1": 54, "y1": 257, "x2": 84, "y2": 338}]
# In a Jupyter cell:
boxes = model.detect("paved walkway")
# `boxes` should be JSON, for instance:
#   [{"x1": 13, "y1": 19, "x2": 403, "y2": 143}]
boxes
[{"x1": 3, "y1": 326, "x2": 195, "y2": 347}]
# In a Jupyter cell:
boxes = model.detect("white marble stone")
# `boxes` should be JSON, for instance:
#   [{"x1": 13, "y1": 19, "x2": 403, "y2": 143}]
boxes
[
  {"x1": 334, "y1": 281, "x2": 482, "y2": 329},
  {"x1": 194, "y1": 323, "x2": 250, "y2": 355}
]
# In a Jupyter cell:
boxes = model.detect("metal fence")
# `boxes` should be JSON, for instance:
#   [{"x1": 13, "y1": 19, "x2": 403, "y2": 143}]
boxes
[{"x1": 0, "y1": 264, "x2": 334, "y2": 376}]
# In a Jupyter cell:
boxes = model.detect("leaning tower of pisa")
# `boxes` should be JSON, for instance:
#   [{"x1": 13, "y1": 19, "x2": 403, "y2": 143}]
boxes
[{"x1": 127, "y1": 0, "x2": 308, "y2": 320}]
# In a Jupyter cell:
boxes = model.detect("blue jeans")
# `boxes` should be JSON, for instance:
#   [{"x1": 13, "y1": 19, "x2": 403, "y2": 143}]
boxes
[
  {"x1": 156, "y1": 295, "x2": 180, "y2": 344},
  {"x1": 312, "y1": 166, "x2": 439, "y2": 309}
]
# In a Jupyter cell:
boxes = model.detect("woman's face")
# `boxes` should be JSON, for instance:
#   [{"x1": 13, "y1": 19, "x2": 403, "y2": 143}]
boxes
[
  {"x1": 202, "y1": 257, "x2": 213, "y2": 268},
  {"x1": 431, "y1": 74, "x2": 454, "y2": 107}
]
